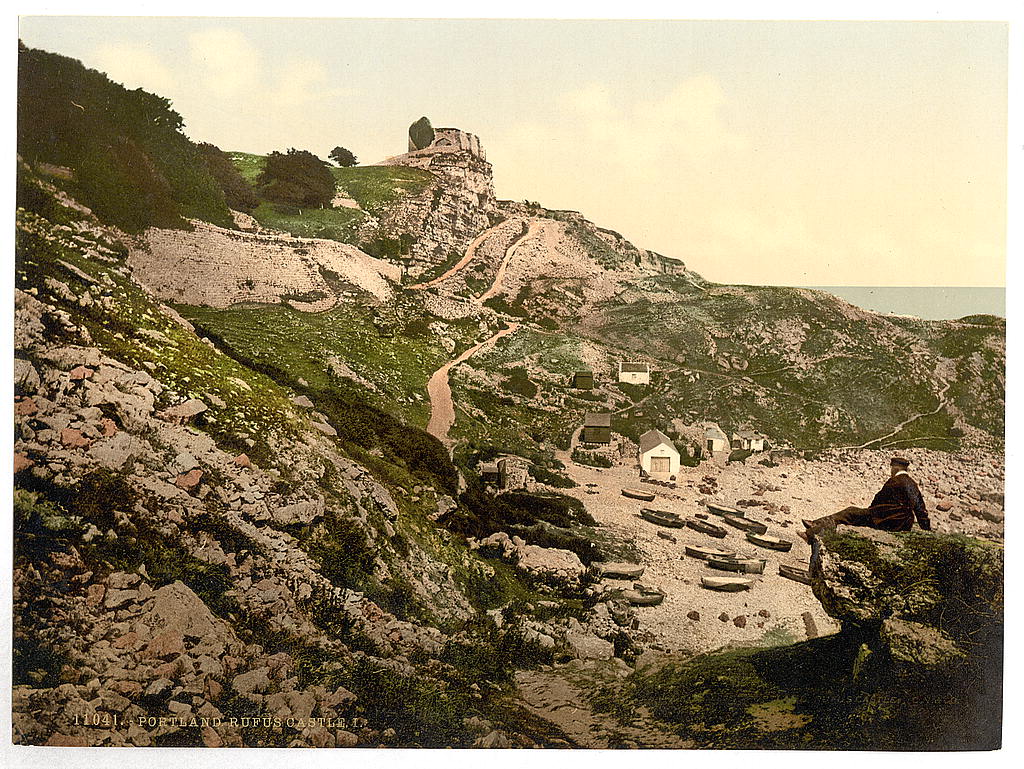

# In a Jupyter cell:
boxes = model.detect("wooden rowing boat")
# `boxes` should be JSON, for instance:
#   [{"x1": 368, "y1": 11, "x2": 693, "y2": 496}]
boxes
[
  {"x1": 622, "y1": 487, "x2": 657, "y2": 502},
  {"x1": 746, "y1": 532, "x2": 793, "y2": 552},
  {"x1": 701, "y1": 575, "x2": 754, "y2": 592},
  {"x1": 640, "y1": 508, "x2": 684, "y2": 528},
  {"x1": 684, "y1": 544, "x2": 737, "y2": 560},
  {"x1": 592, "y1": 562, "x2": 646, "y2": 580},
  {"x1": 686, "y1": 518, "x2": 728, "y2": 538},
  {"x1": 722, "y1": 514, "x2": 769, "y2": 535},
  {"x1": 706, "y1": 502, "x2": 741, "y2": 516},
  {"x1": 707, "y1": 556, "x2": 767, "y2": 574},
  {"x1": 778, "y1": 563, "x2": 813, "y2": 585},
  {"x1": 623, "y1": 587, "x2": 666, "y2": 606}
]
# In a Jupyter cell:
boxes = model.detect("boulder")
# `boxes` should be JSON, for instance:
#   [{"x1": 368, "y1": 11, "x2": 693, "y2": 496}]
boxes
[
  {"x1": 158, "y1": 398, "x2": 208, "y2": 424},
  {"x1": 809, "y1": 527, "x2": 1002, "y2": 742},
  {"x1": 516, "y1": 544, "x2": 587, "y2": 589},
  {"x1": 564, "y1": 632, "x2": 615, "y2": 659},
  {"x1": 14, "y1": 358, "x2": 41, "y2": 393}
]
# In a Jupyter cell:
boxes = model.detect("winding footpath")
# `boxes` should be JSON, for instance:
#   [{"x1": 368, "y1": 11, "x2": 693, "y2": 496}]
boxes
[
  {"x1": 425, "y1": 323, "x2": 520, "y2": 442},
  {"x1": 419, "y1": 219, "x2": 544, "y2": 444},
  {"x1": 405, "y1": 225, "x2": 500, "y2": 291},
  {"x1": 478, "y1": 219, "x2": 543, "y2": 303},
  {"x1": 840, "y1": 378, "x2": 952, "y2": 451}
]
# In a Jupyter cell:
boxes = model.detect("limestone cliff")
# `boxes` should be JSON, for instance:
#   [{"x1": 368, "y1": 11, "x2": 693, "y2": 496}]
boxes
[
  {"x1": 128, "y1": 219, "x2": 401, "y2": 311},
  {"x1": 375, "y1": 122, "x2": 497, "y2": 277}
]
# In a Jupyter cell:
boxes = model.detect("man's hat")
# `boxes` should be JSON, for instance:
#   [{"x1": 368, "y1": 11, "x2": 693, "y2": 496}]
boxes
[{"x1": 890, "y1": 456, "x2": 911, "y2": 468}]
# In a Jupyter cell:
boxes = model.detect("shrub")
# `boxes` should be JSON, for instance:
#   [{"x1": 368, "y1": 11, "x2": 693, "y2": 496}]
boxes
[
  {"x1": 501, "y1": 366, "x2": 538, "y2": 398},
  {"x1": 197, "y1": 142, "x2": 259, "y2": 212},
  {"x1": 303, "y1": 508, "x2": 376, "y2": 588},
  {"x1": 408, "y1": 116, "x2": 435, "y2": 151},
  {"x1": 528, "y1": 465, "x2": 577, "y2": 488},
  {"x1": 258, "y1": 148, "x2": 335, "y2": 208},
  {"x1": 329, "y1": 146, "x2": 358, "y2": 167},
  {"x1": 17, "y1": 43, "x2": 232, "y2": 231},
  {"x1": 572, "y1": 449, "x2": 613, "y2": 468}
]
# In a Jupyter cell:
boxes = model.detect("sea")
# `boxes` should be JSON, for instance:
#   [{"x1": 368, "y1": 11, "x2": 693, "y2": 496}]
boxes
[{"x1": 803, "y1": 287, "x2": 1005, "y2": 321}]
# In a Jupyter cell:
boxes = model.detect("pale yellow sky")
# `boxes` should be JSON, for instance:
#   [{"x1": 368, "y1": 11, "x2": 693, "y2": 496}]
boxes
[{"x1": 18, "y1": 17, "x2": 1008, "y2": 287}]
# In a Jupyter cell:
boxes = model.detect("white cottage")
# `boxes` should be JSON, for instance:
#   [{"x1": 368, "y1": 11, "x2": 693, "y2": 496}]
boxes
[
  {"x1": 618, "y1": 361, "x2": 651, "y2": 385},
  {"x1": 638, "y1": 429, "x2": 680, "y2": 476},
  {"x1": 704, "y1": 425, "x2": 729, "y2": 454}
]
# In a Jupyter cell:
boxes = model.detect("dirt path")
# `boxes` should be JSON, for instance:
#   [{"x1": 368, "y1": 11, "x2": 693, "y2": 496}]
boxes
[
  {"x1": 840, "y1": 378, "x2": 952, "y2": 450},
  {"x1": 425, "y1": 323, "x2": 521, "y2": 442},
  {"x1": 478, "y1": 219, "x2": 543, "y2": 303},
  {"x1": 514, "y1": 666, "x2": 692, "y2": 748},
  {"x1": 406, "y1": 224, "x2": 502, "y2": 291}
]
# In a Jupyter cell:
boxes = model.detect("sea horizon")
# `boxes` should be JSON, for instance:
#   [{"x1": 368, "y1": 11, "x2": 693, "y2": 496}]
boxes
[{"x1": 801, "y1": 286, "x2": 1005, "y2": 321}]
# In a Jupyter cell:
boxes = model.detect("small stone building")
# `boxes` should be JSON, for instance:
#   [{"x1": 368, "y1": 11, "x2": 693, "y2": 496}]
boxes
[
  {"x1": 571, "y1": 371, "x2": 594, "y2": 390},
  {"x1": 618, "y1": 361, "x2": 650, "y2": 385},
  {"x1": 498, "y1": 456, "x2": 529, "y2": 490},
  {"x1": 704, "y1": 425, "x2": 729, "y2": 454},
  {"x1": 581, "y1": 413, "x2": 612, "y2": 445},
  {"x1": 638, "y1": 429, "x2": 680, "y2": 476}
]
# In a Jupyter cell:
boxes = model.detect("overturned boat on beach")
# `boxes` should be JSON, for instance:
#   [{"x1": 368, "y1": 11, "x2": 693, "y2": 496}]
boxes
[
  {"x1": 640, "y1": 508, "x2": 684, "y2": 528},
  {"x1": 707, "y1": 556, "x2": 767, "y2": 574},
  {"x1": 622, "y1": 487, "x2": 657, "y2": 502},
  {"x1": 722, "y1": 514, "x2": 769, "y2": 535},
  {"x1": 778, "y1": 563, "x2": 813, "y2": 584},
  {"x1": 746, "y1": 532, "x2": 793, "y2": 552},
  {"x1": 684, "y1": 544, "x2": 737, "y2": 560},
  {"x1": 686, "y1": 518, "x2": 728, "y2": 538},
  {"x1": 706, "y1": 502, "x2": 741, "y2": 516},
  {"x1": 701, "y1": 575, "x2": 755, "y2": 592}
]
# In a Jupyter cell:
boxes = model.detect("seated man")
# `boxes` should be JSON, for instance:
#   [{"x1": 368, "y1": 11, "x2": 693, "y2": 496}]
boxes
[{"x1": 799, "y1": 456, "x2": 931, "y2": 541}]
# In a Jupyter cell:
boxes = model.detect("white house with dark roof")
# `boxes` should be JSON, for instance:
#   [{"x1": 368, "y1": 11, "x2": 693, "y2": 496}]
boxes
[
  {"x1": 638, "y1": 429, "x2": 680, "y2": 476},
  {"x1": 618, "y1": 361, "x2": 650, "y2": 385}
]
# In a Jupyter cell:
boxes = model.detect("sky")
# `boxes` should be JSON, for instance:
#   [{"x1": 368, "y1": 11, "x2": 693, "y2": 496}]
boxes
[{"x1": 16, "y1": 16, "x2": 1009, "y2": 287}]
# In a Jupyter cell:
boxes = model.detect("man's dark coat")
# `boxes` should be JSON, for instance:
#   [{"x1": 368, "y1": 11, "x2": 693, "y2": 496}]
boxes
[{"x1": 866, "y1": 471, "x2": 931, "y2": 531}]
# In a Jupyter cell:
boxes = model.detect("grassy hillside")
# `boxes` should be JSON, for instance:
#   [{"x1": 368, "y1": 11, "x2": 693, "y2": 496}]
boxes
[
  {"x1": 178, "y1": 299, "x2": 480, "y2": 429},
  {"x1": 228, "y1": 152, "x2": 436, "y2": 243}
]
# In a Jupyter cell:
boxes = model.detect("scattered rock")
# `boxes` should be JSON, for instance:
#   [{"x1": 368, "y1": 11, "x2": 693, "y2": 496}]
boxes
[{"x1": 175, "y1": 469, "x2": 203, "y2": 491}]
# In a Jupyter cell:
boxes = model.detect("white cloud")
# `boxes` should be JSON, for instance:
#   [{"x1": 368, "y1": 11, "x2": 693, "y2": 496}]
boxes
[
  {"x1": 92, "y1": 42, "x2": 180, "y2": 96},
  {"x1": 188, "y1": 28, "x2": 260, "y2": 98}
]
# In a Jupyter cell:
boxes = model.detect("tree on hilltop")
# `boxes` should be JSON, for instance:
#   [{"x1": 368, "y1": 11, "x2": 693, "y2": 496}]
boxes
[
  {"x1": 329, "y1": 146, "x2": 358, "y2": 167},
  {"x1": 257, "y1": 148, "x2": 334, "y2": 208}
]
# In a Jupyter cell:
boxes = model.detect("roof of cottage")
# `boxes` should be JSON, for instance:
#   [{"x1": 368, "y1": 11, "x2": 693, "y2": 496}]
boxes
[
  {"x1": 639, "y1": 429, "x2": 677, "y2": 454},
  {"x1": 584, "y1": 412, "x2": 612, "y2": 427}
]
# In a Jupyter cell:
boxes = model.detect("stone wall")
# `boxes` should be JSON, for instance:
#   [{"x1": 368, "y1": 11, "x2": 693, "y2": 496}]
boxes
[
  {"x1": 405, "y1": 127, "x2": 486, "y2": 160},
  {"x1": 128, "y1": 220, "x2": 401, "y2": 311}
]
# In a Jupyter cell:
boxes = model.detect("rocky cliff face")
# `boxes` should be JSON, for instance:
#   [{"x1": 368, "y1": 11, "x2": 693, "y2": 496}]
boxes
[
  {"x1": 12, "y1": 189, "x2": 537, "y2": 747},
  {"x1": 375, "y1": 136, "x2": 497, "y2": 278},
  {"x1": 128, "y1": 219, "x2": 401, "y2": 311}
]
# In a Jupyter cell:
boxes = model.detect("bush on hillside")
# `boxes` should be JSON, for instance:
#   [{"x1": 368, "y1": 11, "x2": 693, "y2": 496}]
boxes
[
  {"x1": 329, "y1": 146, "x2": 358, "y2": 167},
  {"x1": 258, "y1": 148, "x2": 335, "y2": 208},
  {"x1": 408, "y1": 117, "x2": 435, "y2": 151}
]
